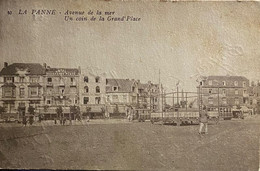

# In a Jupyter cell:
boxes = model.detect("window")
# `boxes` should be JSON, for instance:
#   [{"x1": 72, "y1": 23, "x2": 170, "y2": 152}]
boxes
[
  {"x1": 3, "y1": 87, "x2": 15, "y2": 97},
  {"x1": 112, "y1": 95, "x2": 119, "y2": 102},
  {"x1": 113, "y1": 86, "x2": 118, "y2": 91},
  {"x1": 75, "y1": 100, "x2": 78, "y2": 104},
  {"x1": 30, "y1": 77, "x2": 39, "y2": 83},
  {"x1": 243, "y1": 81, "x2": 246, "y2": 87},
  {"x1": 83, "y1": 97, "x2": 89, "y2": 104},
  {"x1": 208, "y1": 80, "x2": 212, "y2": 86},
  {"x1": 123, "y1": 95, "x2": 127, "y2": 102},
  {"x1": 222, "y1": 89, "x2": 226, "y2": 95},
  {"x1": 4, "y1": 77, "x2": 14, "y2": 83},
  {"x1": 47, "y1": 100, "x2": 51, "y2": 104},
  {"x1": 243, "y1": 90, "x2": 247, "y2": 95},
  {"x1": 234, "y1": 81, "x2": 238, "y2": 86},
  {"x1": 95, "y1": 77, "x2": 100, "y2": 83},
  {"x1": 20, "y1": 88, "x2": 25, "y2": 97},
  {"x1": 3, "y1": 103, "x2": 8, "y2": 112},
  {"x1": 222, "y1": 98, "x2": 227, "y2": 104},
  {"x1": 209, "y1": 89, "x2": 212, "y2": 94},
  {"x1": 20, "y1": 77, "x2": 25, "y2": 83},
  {"x1": 222, "y1": 81, "x2": 226, "y2": 86},
  {"x1": 84, "y1": 76, "x2": 88, "y2": 83},
  {"x1": 84, "y1": 86, "x2": 89, "y2": 93},
  {"x1": 132, "y1": 86, "x2": 135, "y2": 92},
  {"x1": 30, "y1": 87, "x2": 38, "y2": 96},
  {"x1": 47, "y1": 77, "x2": 52, "y2": 83},
  {"x1": 71, "y1": 78, "x2": 74, "y2": 83},
  {"x1": 235, "y1": 89, "x2": 238, "y2": 95},
  {"x1": 208, "y1": 97, "x2": 213, "y2": 105},
  {"x1": 10, "y1": 104, "x2": 15, "y2": 112},
  {"x1": 95, "y1": 97, "x2": 101, "y2": 104},
  {"x1": 235, "y1": 98, "x2": 239, "y2": 105},
  {"x1": 96, "y1": 86, "x2": 100, "y2": 93}
]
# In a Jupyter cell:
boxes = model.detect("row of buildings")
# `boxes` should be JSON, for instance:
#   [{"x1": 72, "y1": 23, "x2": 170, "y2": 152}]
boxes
[
  {"x1": 0, "y1": 62, "x2": 160, "y2": 119},
  {"x1": 198, "y1": 75, "x2": 260, "y2": 114}
]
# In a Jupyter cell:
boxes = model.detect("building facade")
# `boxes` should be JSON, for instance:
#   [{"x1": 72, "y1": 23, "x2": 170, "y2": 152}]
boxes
[
  {"x1": 79, "y1": 72, "x2": 106, "y2": 116},
  {"x1": 198, "y1": 75, "x2": 250, "y2": 111},
  {"x1": 40, "y1": 66, "x2": 80, "y2": 118},
  {"x1": 0, "y1": 63, "x2": 46, "y2": 117},
  {"x1": 137, "y1": 81, "x2": 160, "y2": 111},
  {"x1": 106, "y1": 79, "x2": 138, "y2": 113}
]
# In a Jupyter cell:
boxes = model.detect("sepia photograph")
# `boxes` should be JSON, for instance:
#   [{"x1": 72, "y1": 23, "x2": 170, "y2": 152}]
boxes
[{"x1": 0, "y1": 0, "x2": 260, "y2": 170}]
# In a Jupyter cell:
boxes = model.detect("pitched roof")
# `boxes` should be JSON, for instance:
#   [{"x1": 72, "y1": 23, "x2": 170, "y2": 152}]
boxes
[
  {"x1": 46, "y1": 68, "x2": 79, "y2": 76},
  {"x1": 206, "y1": 75, "x2": 249, "y2": 81},
  {"x1": 106, "y1": 79, "x2": 136, "y2": 93},
  {"x1": 0, "y1": 63, "x2": 45, "y2": 76},
  {"x1": 138, "y1": 83, "x2": 149, "y2": 90}
]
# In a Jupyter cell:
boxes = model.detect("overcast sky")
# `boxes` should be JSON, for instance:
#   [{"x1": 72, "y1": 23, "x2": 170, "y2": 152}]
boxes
[{"x1": 1, "y1": 0, "x2": 260, "y2": 92}]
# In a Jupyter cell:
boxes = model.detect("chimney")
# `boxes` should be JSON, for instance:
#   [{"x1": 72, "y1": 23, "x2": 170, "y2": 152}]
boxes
[{"x1": 4, "y1": 62, "x2": 8, "y2": 68}]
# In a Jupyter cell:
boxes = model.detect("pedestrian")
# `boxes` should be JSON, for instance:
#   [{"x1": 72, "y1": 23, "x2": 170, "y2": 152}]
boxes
[
  {"x1": 29, "y1": 115, "x2": 34, "y2": 125},
  {"x1": 63, "y1": 117, "x2": 66, "y2": 125},
  {"x1": 22, "y1": 116, "x2": 27, "y2": 127},
  {"x1": 69, "y1": 115, "x2": 72, "y2": 125},
  {"x1": 199, "y1": 106, "x2": 208, "y2": 134}
]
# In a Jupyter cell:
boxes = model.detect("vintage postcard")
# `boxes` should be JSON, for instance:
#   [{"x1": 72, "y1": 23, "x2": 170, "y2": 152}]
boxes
[{"x1": 0, "y1": 0, "x2": 260, "y2": 170}]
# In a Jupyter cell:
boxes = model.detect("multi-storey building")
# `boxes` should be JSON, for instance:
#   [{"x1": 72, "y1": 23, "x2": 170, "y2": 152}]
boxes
[
  {"x1": 0, "y1": 62, "x2": 46, "y2": 117},
  {"x1": 79, "y1": 72, "x2": 106, "y2": 117},
  {"x1": 40, "y1": 66, "x2": 80, "y2": 118},
  {"x1": 137, "y1": 81, "x2": 160, "y2": 111},
  {"x1": 106, "y1": 79, "x2": 139, "y2": 114},
  {"x1": 198, "y1": 75, "x2": 250, "y2": 111}
]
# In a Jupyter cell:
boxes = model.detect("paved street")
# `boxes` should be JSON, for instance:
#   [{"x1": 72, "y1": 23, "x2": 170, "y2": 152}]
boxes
[{"x1": 0, "y1": 116, "x2": 259, "y2": 171}]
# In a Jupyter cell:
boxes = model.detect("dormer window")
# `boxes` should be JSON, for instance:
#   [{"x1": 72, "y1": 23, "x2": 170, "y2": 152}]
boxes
[
  {"x1": 84, "y1": 76, "x2": 88, "y2": 83},
  {"x1": 222, "y1": 81, "x2": 226, "y2": 86},
  {"x1": 96, "y1": 86, "x2": 100, "y2": 93},
  {"x1": 95, "y1": 77, "x2": 100, "y2": 83},
  {"x1": 4, "y1": 77, "x2": 14, "y2": 83},
  {"x1": 243, "y1": 81, "x2": 246, "y2": 87},
  {"x1": 113, "y1": 86, "x2": 118, "y2": 91},
  {"x1": 234, "y1": 81, "x2": 238, "y2": 86}
]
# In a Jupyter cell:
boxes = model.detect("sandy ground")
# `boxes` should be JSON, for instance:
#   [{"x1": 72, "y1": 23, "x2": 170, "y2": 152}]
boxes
[{"x1": 0, "y1": 116, "x2": 259, "y2": 171}]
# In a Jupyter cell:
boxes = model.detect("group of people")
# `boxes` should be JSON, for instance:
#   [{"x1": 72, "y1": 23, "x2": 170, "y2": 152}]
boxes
[
  {"x1": 126, "y1": 107, "x2": 135, "y2": 121},
  {"x1": 22, "y1": 115, "x2": 34, "y2": 126}
]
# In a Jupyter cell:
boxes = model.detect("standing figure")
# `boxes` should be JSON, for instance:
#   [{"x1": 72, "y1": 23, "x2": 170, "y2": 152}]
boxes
[
  {"x1": 63, "y1": 117, "x2": 66, "y2": 125},
  {"x1": 22, "y1": 116, "x2": 27, "y2": 127},
  {"x1": 199, "y1": 106, "x2": 208, "y2": 134}
]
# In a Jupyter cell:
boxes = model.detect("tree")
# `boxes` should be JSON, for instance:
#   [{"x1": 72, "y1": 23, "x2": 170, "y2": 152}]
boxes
[
  {"x1": 56, "y1": 106, "x2": 63, "y2": 119},
  {"x1": 0, "y1": 106, "x2": 5, "y2": 115},
  {"x1": 114, "y1": 104, "x2": 119, "y2": 114},
  {"x1": 28, "y1": 106, "x2": 35, "y2": 115},
  {"x1": 70, "y1": 105, "x2": 80, "y2": 120}
]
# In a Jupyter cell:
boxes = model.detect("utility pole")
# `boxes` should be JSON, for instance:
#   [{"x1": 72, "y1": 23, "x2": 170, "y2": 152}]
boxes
[
  {"x1": 161, "y1": 85, "x2": 164, "y2": 118},
  {"x1": 177, "y1": 85, "x2": 179, "y2": 107}
]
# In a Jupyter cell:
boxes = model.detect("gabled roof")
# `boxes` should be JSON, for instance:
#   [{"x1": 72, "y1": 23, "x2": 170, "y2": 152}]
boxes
[
  {"x1": 106, "y1": 79, "x2": 136, "y2": 93},
  {"x1": 206, "y1": 75, "x2": 249, "y2": 81},
  {"x1": 0, "y1": 63, "x2": 46, "y2": 76}
]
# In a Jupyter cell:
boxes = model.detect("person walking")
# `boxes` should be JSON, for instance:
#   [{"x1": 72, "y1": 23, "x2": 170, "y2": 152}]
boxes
[
  {"x1": 199, "y1": 106, "x2": 208, "y2": 134},
  {"x1": 22, "y1": 116, "x2": 27, "y2": 127}
]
